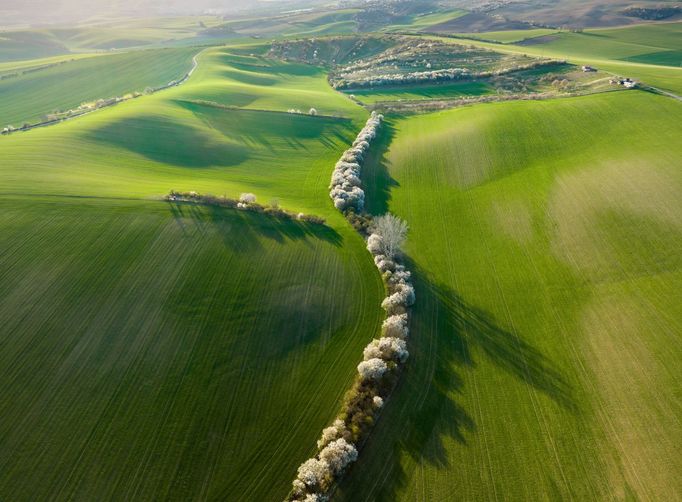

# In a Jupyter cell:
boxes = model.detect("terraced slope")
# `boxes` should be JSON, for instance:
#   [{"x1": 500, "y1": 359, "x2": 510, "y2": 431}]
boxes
[
  {"x1": 0, "y1": 47, "x2": 198, "y2": 126},
  {"x1": 339, "y1": 91, "x2": 682, "y2": 501},
  {"x1": 0, "y1": 43, "x2": 383, "y2": 501}
]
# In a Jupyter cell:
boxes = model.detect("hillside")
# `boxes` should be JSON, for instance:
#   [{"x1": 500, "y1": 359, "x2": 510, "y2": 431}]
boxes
[
  {"x1": 0, "y1": 42, "x2": 384, "y2": 501},
  {"x1": 431, "y1": 22, "x2": 682, "y2": 95},
  {"x1": 0, "y1": 47, "x2": 198, "y2": 126},
  {"x1": 1, "y1": 7, "x2": 681, "y2": 502},
  {"x1": 338, "y1": 91, "x2": 682, "y2": 501}
]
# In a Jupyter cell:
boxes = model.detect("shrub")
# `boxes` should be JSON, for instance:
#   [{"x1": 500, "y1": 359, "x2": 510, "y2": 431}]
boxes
[
  {"x1": 357, "y1": 358, "x2": 388, "y2": 380},
  {"x1": 382, "y1": 314, "x2": 409, "y2": 339},
  {"x1": 317, "y1": 419, "x2": 347, "y2": 449},
  {"x1": 297, "y1": 458, "x2": 330, "y2": 488},
  {"x1": 239, "y1": 192, "x2": 257, "y2": 204},
  {"x1": 319, "y1": 438, "x2": 358, "y2": 475},
  {"x1": 363, "y1": 337, "x2": 409, "y2": 363}
]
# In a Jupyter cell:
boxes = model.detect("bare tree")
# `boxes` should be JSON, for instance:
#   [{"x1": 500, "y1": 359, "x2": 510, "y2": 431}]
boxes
[{"x1": 372, "y1": 214, "x2": 408, "y2": 258}]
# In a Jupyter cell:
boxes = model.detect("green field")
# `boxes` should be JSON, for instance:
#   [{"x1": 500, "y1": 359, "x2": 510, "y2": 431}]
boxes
[
  {"x1": 429, "y1": 23, "x2": 682, "y2": 95},
  {"x1": 0, "y1": 196, "x2": 383, "y2": 501},
  {"x1": 518, "y1": 22, "x2": 682, "y2": 64},
  {"x1": 345, "y1": 81, "x2": 494, "y2": 104},
  {"x1": 0, "y1": 42, "x2": 386, "y2": 500},
  {"x1": 2, "y1": 11, "x2": 681, "y2": 502},
  {"x1": 381, "y1": 9, "x2": 468, "y2": 33},
  {"x1": 338, "y1": 91, "x2": 682, "y2": 501},
  {"x1": 0, "y1": 16, "x2": 225, "y2": 60},
  {"x1": 0, "y1": 45, "x2": 364, "y2": 200},
  {"x1": 455, "y1": 28, "x2": 560, "y2": 43},
  {"x1": 0, "y1": 47, "x2": 198, "y2": 126}
]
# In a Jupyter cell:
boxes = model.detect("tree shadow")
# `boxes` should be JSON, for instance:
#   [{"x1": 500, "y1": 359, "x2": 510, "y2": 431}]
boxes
[
  {"x1": 361, "y1": 122, "x2": 400, "y2": 216},
  {"x1": 166, "y1": 201, "x2": 342, "y2": 254},
  {"x1": 175, "y1": 100, "x2": 357, "y2": 152},
  {"x1": 336, "y1": 261, "x2": 576, "y2": 501},
  {"x1": 87, "y1": 116, "x2": 250, "y2": 168}
]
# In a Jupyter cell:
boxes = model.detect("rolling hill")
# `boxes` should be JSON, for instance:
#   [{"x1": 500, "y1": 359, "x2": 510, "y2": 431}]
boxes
[
  {"x1": 338, "y1": 90, "x2": 682, "y2": 501},
  {"x1": 0, "y1": 47, "x2": 198, "y2": 126},
  {"x1": 0, "y1": 42, "x2": 384, "y2": 501}
]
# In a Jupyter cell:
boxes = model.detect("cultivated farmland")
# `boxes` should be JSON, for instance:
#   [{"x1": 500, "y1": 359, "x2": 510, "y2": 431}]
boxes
[
  {"x1": 0, "y1": 41, "x2": 384, "y2": 501},
  {"x1": 0, "y1": 47, "x2": 198, "y2": 126},
  {"x1": 338, "y1": 91, "x2": 682, "y2": 501},
  {"x1": 1, "y1": 4, "x2": 681, "y2": 501}
]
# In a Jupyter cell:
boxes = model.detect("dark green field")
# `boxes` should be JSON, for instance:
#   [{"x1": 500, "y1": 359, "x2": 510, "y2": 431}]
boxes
[{"x1": 0, "y1": 197, "x2": 383, "y2": 500}]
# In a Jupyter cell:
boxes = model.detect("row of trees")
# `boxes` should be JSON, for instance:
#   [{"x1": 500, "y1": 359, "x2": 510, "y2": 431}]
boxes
[
  {"x1": 289, "y1": 118, "x2": 415, "y2": 502},
  {"x1": 328, "y1": 111, "x2": 383, "y2": 212},
  {"x1": 165, "y1": 191, "x2": 326, "y2": 225},
  {"x1": 332, "y1": 59, "x2": 565, "y2": 90}
]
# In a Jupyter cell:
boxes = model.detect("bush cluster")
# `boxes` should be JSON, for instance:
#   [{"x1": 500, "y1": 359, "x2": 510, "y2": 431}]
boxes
[
  {"x1": 166, "y1": 191, "x2": 326, "y2": 225},
  {"x1": 289, "y1": 213, "x2": 414, "y2": 501},
  {"x1": 332, "y1": 59, "x2": 565, "y2": 90},
  {"x1": 328, "y1": 112, "x2": 383, "y2": 212},
  {"x1": 289, "y1": 114, "x2": 416, "y2": 502}
]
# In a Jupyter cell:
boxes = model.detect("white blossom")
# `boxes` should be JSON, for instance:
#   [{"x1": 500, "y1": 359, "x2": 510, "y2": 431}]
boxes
[
  {"x1": 319, "y1": 438, "x2": 358, "y2": 475},
  {"x1": 382, "y1": 314, "x2": 409, "y2": 339},
  {"x1": 317, "y1": 419, "x2": 346, "y2": 449},
  {"x1": 363, "y1": 337, "x2": 409, "y2": 363},
  {"x1": 357, "y1": 358, "x2": 388, "y2": 380},
  {"x1": 297, "y1": 458, "x2": 330, "y2": 487},
  {"x1": 239, "y1": 192, "x2": 256, "y2": 204},
  {"x1": 366, "y1": 234, "x2": 384, "y2": 255}
]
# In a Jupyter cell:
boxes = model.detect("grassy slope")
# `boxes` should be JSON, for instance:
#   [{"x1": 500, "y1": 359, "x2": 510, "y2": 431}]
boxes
[
  {"x1": 0, "y1": 30, "x2": 70, "y2": 61},
  {"x1": 434, "y1": 22, "x2": 682, "y2": 94},
  {"x1": 0, "y1": 44, "x2": 383, "y2": 501},
  {"x1": 339, "y1": 91, "x2": 682, "y2": 501},
  {"x1": 0, "y1": 45, "x2": 364, "y2": 204},
  {"x1": 171, "y1": 47, "x2": 361, "y2": 117},
  {"x1": 455, "y1": 28, "x2": 560, "y2": 43},
  {"x1": 0, "y1": 47, "x2": 198, "y2": 126},
  {"x1": 0, "y1": 16, "x2": 224, "y2": 60},
  {"x1": 382, "y1": 9, "x2": 468, "y2": 33},
  {"x1": 345, "y1": 81, "x2": 493, "y2": 104},
  {"x1": 0, "y1": 196, "x2": 383, "y2": 502}
]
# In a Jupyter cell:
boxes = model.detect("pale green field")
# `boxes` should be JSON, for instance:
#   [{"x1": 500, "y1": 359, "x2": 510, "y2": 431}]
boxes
[
  {"x1": 0, "y1": 45, "x2": 364, "y2": 202},
  {"x1": 0, "y1": 47, "x2": 198, "y2": 126},
  {"x1": 382, "y1": 9, "x2": 468, "y2": 33},
  {"x1": 339, "y1": 90, "x2": 682, "y2": 501},
  {"x1": 455, "y1": 28, "x2": 560, "y2": 43},
  {"x1": 0, "y1": 16, "x2": 225, "y2": 60}
]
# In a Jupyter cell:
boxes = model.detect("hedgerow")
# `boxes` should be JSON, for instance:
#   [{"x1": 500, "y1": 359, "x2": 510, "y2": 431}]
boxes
[{"x1": 288, "y1": 115, "x2": 415, "y2": 501}]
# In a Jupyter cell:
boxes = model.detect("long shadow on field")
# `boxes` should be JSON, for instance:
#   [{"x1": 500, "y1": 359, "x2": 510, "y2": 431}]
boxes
[
  {"x1": 361, "y1": 123, "x2": 400, "y2": 217},
  {"x1": 88, "y1": 116, "x2": 251, "y2": 168},
  {"x1": 167, "y1": 202, "x2": 342, "y2": 253},
  {"x1": 176, "y1": 100, "x2": 356, "y2": 152},
  {"x1": 337, "y1": 262, "x2": 575, "y2": 501}
]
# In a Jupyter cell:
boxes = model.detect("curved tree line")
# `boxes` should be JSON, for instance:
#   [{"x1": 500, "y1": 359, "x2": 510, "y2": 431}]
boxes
[{"x1": 288, "y1": 114, "x2": 415, "y2": 502}]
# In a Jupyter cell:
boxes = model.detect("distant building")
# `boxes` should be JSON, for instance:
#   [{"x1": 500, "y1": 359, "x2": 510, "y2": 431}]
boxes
[{"x1": 581, "y1": 65, "x2": 596, "y2": 72}]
